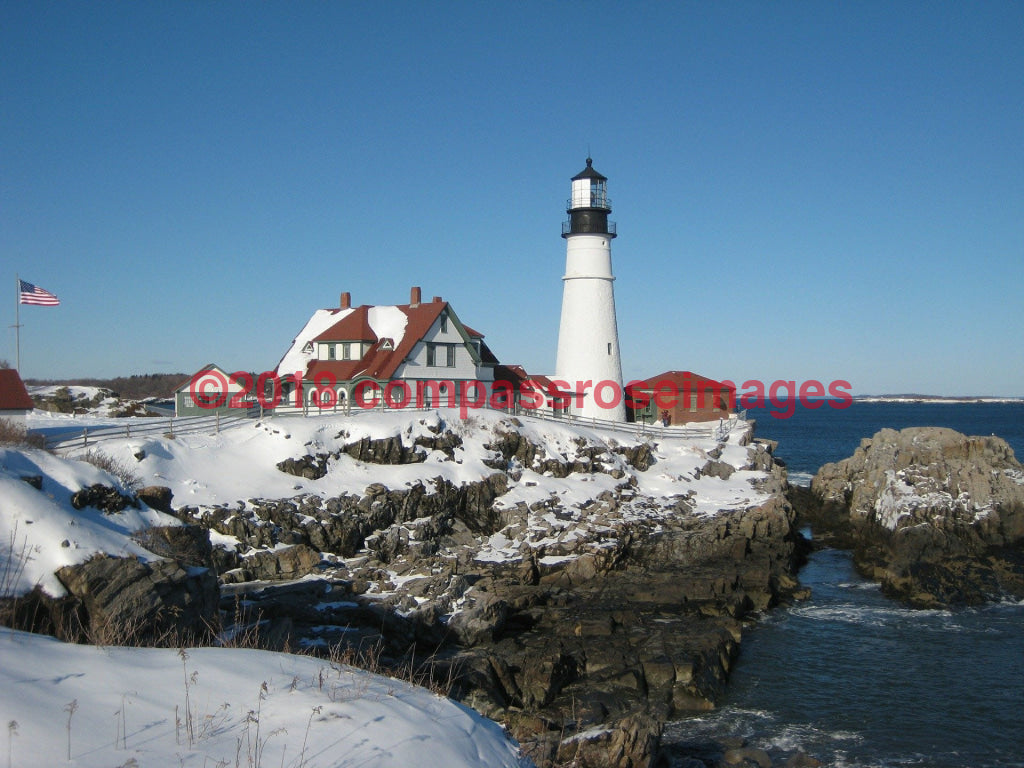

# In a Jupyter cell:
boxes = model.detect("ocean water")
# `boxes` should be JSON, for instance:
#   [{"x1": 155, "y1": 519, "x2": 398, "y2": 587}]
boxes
[
  {"x1": 665, "y1": 400, "x2": 1024, "y2": 767},
  {"x1": 749, "y1": 399, "x2": 1024, "y2": 486}
]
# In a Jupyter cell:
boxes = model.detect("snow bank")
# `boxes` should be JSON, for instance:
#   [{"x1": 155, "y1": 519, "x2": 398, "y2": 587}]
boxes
[{"x1": 0, "y1": 627, "x2": 531, "y2": 768}]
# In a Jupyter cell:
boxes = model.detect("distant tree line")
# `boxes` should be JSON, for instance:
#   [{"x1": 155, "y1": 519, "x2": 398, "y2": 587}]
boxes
[{"x1": 23, "y1": 373, "x2": 187, "y2": 400}]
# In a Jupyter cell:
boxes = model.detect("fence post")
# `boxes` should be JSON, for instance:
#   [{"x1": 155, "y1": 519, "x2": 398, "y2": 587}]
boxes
[
  {"x1": 126, "y1": 423, "x2": 131, "y2": 438},
  {"x1": 216, "y1": 410, "x2": 220, "y2": 433},
  {"x1": 82, "y1": 428, "x2": 88, "y2": 448}
]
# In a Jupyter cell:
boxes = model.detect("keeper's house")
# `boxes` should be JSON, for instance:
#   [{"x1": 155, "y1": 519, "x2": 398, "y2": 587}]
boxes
[
  {"x1": 627, "y1": 370, "x2": 736, "y2": 425},
  {"x1": 0, "y1": 369, "x2": 34, "y2": 426},
  {"x1": 274, "y1": 287, "x2": 502, "y2": 411}
]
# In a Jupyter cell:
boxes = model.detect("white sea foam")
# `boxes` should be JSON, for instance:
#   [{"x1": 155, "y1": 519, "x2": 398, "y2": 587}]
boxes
[
  {"x1": 788, "y1": 471, "x2": 814, "y2": 487},
  {"x1": 768, "y1": 722, "x2": 864, "y2": 752},
  {"x1": 790, "y1": 603, "x2": 950, "y2": 627},
  {"x1": 837, "y1": 580, "x2": 882, "y2": 591}
]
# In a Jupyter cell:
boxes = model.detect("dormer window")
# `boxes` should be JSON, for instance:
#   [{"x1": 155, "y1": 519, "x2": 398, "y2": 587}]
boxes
[
  {"x1": 327, "y1": 344, "x2": 336, "y2": 360},
  {"x1": 302, "y1": 341, "x2": 314, "y2": 354},
  {"x1": 380, "y1": 338, "x2": 394, "y2": 351},
  {"x1": 342, "y1": 342, "x2": 352, "y2": 360}
]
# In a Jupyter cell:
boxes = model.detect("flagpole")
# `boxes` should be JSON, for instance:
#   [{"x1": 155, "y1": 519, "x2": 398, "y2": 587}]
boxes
[{"x1": 13, "y1": 273, "x2": 22, "y2": 372}]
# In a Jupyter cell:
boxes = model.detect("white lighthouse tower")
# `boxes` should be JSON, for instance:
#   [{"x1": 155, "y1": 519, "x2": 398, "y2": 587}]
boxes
[{"x1": 555, "y1": 158, "x2": 626, "y2": 421}]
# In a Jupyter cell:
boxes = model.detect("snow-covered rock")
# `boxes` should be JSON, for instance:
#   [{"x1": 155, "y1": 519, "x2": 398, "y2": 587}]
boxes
[{"x1": 810, "y1": 426, "x2": 1024, "y2": 606}]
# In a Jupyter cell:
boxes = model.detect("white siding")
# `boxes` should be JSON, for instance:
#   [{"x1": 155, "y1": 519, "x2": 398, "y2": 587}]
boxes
[{"x1": 556, "y1": 233, "x2": 626, "y2": 421}]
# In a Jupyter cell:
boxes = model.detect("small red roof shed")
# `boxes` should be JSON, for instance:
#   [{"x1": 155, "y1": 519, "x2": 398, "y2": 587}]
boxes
[{"x1": 0, "y1": 369, "x2": 35, "y2": 412}]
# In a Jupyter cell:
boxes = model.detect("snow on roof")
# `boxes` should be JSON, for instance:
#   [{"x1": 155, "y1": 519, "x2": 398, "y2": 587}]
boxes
[
  {"x1": 368, "y1": 305, "x2": 409, "y2": 347},
  {"x1": 276, "y1": 308, "x2": 349, "y2": 377}
]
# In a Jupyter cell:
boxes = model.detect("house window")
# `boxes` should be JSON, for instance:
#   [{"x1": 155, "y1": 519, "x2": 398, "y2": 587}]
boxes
[
  {"x1": 446, "y1": 344, "x2": 456, "y2": 367},
  {"x1": 440, "y1": 314, "x2": 448, "y2": 333},
  {"x1": 426, "y1": 343, "x2": 436, "y2": 367},
  {"x1": 342, "y1": 342, "x2": 351, "y2": 360},
  {"x1": 690, "y1": 394, "x2": 698, "y2": 412},
  {"x1": 327, "y1": 344, "x2": 336, "y2": 360}
]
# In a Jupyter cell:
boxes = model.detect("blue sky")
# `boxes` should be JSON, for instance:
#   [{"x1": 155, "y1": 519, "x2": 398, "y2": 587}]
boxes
[{"x1": 2, "y1": 2, "x2": 1022, "y2": 395}]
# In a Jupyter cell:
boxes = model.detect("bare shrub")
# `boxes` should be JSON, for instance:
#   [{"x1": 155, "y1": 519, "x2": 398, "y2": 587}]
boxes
[
  {"x1": 0, "y1": 524, "x2": 30, "y2": 601},
  {"x1": 79, "y1": 449, "x2": 141, "y2": 492},
  {"x1": 0, "y1": 419, "x2": 46, "y2": 449}
]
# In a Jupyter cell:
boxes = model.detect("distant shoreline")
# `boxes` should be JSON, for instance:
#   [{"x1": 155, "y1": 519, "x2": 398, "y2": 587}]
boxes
[{"x1": 853, "y1": 395, "x2": 1024, "y2": 404}]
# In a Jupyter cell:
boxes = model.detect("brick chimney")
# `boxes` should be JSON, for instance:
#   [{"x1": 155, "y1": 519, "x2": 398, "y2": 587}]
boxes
[
  {"x1": 340, "y1": 292, "x2": 351, "y2": 309},
  {"x1": 410, "y1": 286, "x2": 422, "y2": 306},
  {"x1": 432, "y1": 295, "x2": 442, "y2": 303}
]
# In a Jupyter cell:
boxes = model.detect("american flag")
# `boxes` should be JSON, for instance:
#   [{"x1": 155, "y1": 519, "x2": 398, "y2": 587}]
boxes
[{"x1": 18, "y1": 279, "x2": 61, "y2": 306}]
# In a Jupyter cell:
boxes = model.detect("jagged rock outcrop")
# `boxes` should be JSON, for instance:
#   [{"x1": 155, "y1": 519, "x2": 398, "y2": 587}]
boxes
[
  {"x1": 809, "y1": 427, "x2": 1024, "y2": 606},
  {"x1": 55, "y1": 553, "x2": 218, "y2": 643},
  {"x1": 275, "y1": 431, "x2": 466, "y2": 479},
  {"x1": 450, "y1": 470, "x2": 806, "y2": 767},
  {"x1": 131, "y1": 524, "x2": 214, "y2": 568},
  {"x1": 137, "y1": 484, "x2": 174, "y2": 513},
  {"x1": 177, "y1": 472, "x2": 511, "y2": 563},
  {"x1": 70, "y1": 483, "x2": 137, "y2": 513},
  {"x1": 229, "y1": 543, "x2": 323, "y2": 583}
]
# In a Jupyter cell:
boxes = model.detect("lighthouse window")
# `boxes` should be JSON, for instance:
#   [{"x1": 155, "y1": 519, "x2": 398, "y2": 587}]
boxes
[{"x1": 607, "y1": 343, "x2": 612, "y2": 355}]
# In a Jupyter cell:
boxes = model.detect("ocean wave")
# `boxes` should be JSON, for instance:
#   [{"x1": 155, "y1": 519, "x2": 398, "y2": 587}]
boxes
[
  {"x1": 790, "y1": 603, "x2": 951, "y2": 627},
  {"x1": 787, "y1": 471, "x2": 814, "y2": 487},
  {"x1": 769, "y1": 722, "x2": 864, "y2": 752},
  {"x1": 837, "y1": 581, "x2": 882, "y2": 591}
]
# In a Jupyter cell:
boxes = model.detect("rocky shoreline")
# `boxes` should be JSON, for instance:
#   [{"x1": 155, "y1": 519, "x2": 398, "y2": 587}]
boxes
[{"x1": 4, "y1": 413, "x2": 817, "y2": 767}]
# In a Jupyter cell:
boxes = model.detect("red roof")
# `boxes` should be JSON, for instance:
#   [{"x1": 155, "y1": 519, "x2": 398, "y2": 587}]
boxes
[
  {"x1": 630, "y1": 370, "x2": 735, "y2": 392},
  {"x1": 304, "y1": 300, "x2": 448, "y2": 381},
  {"x1": 0, "y1": 369, "x2": 35, "y2": 410},
  {"x1": 312, "y1": 306, "x2": 377, "y2": 343}
]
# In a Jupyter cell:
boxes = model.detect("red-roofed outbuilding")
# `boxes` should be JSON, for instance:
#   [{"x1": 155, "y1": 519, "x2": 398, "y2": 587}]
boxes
[
  {"x1": 626, "y1": 371, "x2": 736, "y2": 425},
  {"x1": 0, "y1": 369, "x2": 35, "y2": 425}
]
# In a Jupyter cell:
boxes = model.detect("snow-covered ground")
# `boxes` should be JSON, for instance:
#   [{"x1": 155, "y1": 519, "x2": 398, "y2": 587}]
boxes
[
  {"x1": 0, "y1": 627, "x2": 531, "y2": 768},
  {"x1": 35, "y1": 408, "x2": 762, "y2": 514},
  {"x1": 9, "y1": 408, "x2": 768, "y2": 592},
  {"x1": 28, "y1": 385, "x2": 111, "y2": 401}
]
